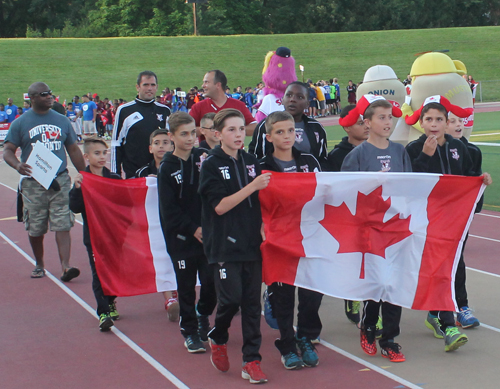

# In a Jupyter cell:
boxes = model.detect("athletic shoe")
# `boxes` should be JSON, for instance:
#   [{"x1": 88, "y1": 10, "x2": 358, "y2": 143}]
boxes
[
  {"x1": 197, "y1": 311, "x2": 211, "y2": 342},
  {"x1": 109, "y1": 302, "x2": 120, "y2": 320},
  {"x1": 375, "y1": 316, "x2": 383, "y2": 339},
  {"x1": 425, "y1": 312, "x2": 444, "y2": 339},
  {"x1": 296, "y1": 336, "x2": 319, "y2": 367},
  {"x1": 242, "y1": 361, "x2": 268, "y2": 384},
  {"x1": 165, "y1": 295, "x2": 179, "y2": 322},
  {"x1": 344, "y1": 300, "x2": 360, "y2": 324},
  {"x1": 209, "y1": 338, "x2": 229, "y2": 372},
  {"x1": 380, "y1": 342, "x2": 406, "y2": 362},
  {"x1": 184, "y1": 334, "x2": 206, "y2": 353},
  {"x1": 311, "y1": 336, "x2": 321, "y2": 344},
  {"x1": 444, "y1": 326, "x2": 468, "y2": 352},
  {"x1": 281, "y1": 351, "x2": 304, "y2": 370},
  {"x1": 99, "y1": 313, "x2": 114, "y2": 332},
  {"x1": 456, "y1": 306, "x2": 480, "y2": 329},
  {"x1": 263, "y1": 288, "x2": 278, "y2": 330},
  {"x1": 360, "y1": 326, "x2": 377, "y2": 356}
]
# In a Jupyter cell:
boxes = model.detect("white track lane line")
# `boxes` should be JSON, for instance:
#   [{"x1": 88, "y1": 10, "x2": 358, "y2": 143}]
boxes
[
  {"x1": 477, "y1": 213, "x2": 500, "y2": 219},
  {"x1": 469, "y1": 234, "x2": 500, "y2": 243},
  {"x1": 0, "y1": 230, "x2": 190, "y2": 389}
]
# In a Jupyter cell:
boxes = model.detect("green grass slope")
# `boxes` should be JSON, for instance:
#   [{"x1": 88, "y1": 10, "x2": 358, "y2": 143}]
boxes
[{"x1": 1, "y1": 26, "x2": 500, "y2": 102}]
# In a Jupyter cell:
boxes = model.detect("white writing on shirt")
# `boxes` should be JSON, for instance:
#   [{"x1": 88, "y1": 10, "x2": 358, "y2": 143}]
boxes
[
  {"x1": 29, "y1": 124, "x2": 62, "y2": 151},
  {"x1": 377, "y1": 155, "x2": 391, "y2": 172}
]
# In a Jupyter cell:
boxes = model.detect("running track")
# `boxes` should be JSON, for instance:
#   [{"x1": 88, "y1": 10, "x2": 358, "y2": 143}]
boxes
[
  {"x1": 1, "y1": 106, "x2": 500, "y2": 387},
  {"x1": 1, "y1": 180, "x2": 500, "y2": 388}
]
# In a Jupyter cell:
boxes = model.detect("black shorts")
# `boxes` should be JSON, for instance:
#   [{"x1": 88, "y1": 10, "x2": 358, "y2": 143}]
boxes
[
  {"x1": 309, "y1": 101, "x2": 317, "y2": 109},
  {"x1": 326, "y1": 99, "x2": 334, "y2": 105}
]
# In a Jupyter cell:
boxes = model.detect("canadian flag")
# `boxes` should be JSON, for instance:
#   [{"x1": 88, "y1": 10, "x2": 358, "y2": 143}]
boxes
[
  {"x1": 81, "y1": 172, "x2": 177, "y2": 296},
  {"x1": 260, "y1": 172, "x2": 485, "y2": 311}
]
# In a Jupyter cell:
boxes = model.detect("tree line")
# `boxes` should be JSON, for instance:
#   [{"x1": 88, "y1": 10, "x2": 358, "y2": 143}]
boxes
[{"x1": 1, "y1": 0, "x2": 499, "y2": 38}]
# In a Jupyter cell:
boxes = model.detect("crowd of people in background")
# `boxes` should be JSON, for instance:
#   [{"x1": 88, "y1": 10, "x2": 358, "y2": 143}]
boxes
[{"x1": 1, "y1": 73, "x2": 480, "y2": 137}]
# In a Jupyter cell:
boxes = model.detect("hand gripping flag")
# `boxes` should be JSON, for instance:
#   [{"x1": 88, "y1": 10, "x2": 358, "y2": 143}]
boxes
[
  {"x1": 81, "y1": 172, "x2": 177, "y2": 296},
  {"x1": 259, "y1": 172, "x2": 485, "y2": 311}
]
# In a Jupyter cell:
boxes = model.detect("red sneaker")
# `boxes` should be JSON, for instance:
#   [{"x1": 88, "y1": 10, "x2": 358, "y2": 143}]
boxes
[
  {"x1": 242, "y1": 361, "x2": 268, "y2": 384},
  {"x1": 381, "y1": 342, "x2": 406, "y2": 362},
  {"x1": 360, "y1": 327, "x2": 377, "y2": 356},
  {"x1": 209, "y1": 338, "x2": 229, "y2": 372}
]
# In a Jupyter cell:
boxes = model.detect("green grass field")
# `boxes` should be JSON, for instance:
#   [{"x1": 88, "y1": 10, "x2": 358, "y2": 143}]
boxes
[{"x1": 1, "y1": 26, "x2": 500, "y2": 102}]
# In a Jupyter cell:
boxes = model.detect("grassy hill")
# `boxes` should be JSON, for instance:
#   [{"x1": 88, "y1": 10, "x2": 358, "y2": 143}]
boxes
[{"x1": 1, "y1": 26, "x2": 500, "y2": 102}]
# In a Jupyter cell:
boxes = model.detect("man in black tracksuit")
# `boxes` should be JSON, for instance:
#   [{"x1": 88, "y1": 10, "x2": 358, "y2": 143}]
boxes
[
  {"x1": 157, "y1": 113, "x2": 216, "y2": 353},
  {"x1": 199, "y1": 108, "x2": 271, "y2": 382},
  {"x1": 111, "y1": 71, "x2": 171, "y2": 178}
]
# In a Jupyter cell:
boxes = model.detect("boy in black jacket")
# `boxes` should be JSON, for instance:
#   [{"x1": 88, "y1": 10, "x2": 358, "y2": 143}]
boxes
[
  {"x1": 137, "y1": 128, "x2": 179, "y2": 322},
  {"x1": 248, "y1": 81, "x2": 328, "y2": 165},
  {"x1": 135, "y1": 129, "x2": 173, "y2": 178},
  {"x1": 260, "y1": 111, "x2": 322, "y2": 370},
  {"x1": 446, "y1": 112, "x2": 484, "y2": 328},
  {"x1": 199, "y1": 109, "x2": 271, "y2": 384},
  {"x1": 326, "y1": 105, "x2": 369, "y2": 172},
  {"x1": 69, "y1": 137, "x2": 121, "y2": 331},
  {"x1": 405, "y1": 97, "x2": 492, "y2": 352},
  {"x1": 157, "y1": 112, "x2": 217, "y2": 353}
]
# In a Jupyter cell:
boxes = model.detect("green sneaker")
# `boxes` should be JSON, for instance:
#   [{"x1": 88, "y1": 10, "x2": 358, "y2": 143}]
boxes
[
  {"x1": 425, "y1": 312, "x2": 444, "y2": 339},
  {"x1": 109, "y1": 302, "x2": 120, "y2": 320},
  {"x1": 99, "y1": 313, "x2": 114, "y2": 332},
  {"x1": 375, "y1": 316, "x2": 383, "y2": 339},
  {"x1": 344, "y1": 300, "x2": 360, "y2": 324},
  {"x1": 444, "y1": 326, "x2": 468, "y2": 352}
]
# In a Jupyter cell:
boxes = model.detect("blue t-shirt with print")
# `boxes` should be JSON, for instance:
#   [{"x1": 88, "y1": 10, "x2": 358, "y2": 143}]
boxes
[
  {"x1": 82, "y1": 101, "x2": 97, "y2": 121},
  {"x1": 5, "y1": 109, "x2": 77, "y2": 174},
  {"x1": 5, "y1": 105, "x2": 18, "y2": 123}
]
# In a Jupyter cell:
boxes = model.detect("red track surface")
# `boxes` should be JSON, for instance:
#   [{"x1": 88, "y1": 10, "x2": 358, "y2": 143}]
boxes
[
  {"x1": 0, "y1": 171, "x2": 499, "y2": 388},
  {"x1": 0, "y1": 183, "x2": 414, "y2": 389}
]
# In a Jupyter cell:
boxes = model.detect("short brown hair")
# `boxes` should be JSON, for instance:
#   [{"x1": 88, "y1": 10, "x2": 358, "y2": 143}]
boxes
[
  {"x1": 213, "y1": 109, "x2": 244, "y2": 132},
  {"x1": 265, "y1": 111, "x2": 294, "y2": 134},
  {"x1": 168, "y1": 112, "x2": 194, "y2": 134},
  {"x1": 200, "y1": 112, "x2": 216, "y2": 128},
  {"x1": 420, "y1": 102, "x2": 448, "y2": 120},
  {"x1": 83, "y1": 137, "x2": 108, "y2": 154},
  {"x1": 363, "y1": 99, "x2": 392, "y2": 120},
  {"x1": 149, "y1": 128, "x2": 169, "y2": 143}
]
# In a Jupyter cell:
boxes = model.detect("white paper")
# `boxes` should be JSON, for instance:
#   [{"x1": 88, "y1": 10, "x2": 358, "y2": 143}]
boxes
[{"x1": 26, "y1": 141, "x2": 63, "y2": 190}]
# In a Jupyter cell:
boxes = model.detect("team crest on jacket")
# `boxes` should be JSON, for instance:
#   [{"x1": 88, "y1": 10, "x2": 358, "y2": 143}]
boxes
[
  {"x1": 246, "y1": 164, "x2": 256, "y2": 178},
  {"x1": 156, "y1": 114, "x2": 163, "y2": 122},
  {"x1": 196, "y1": 162, "x2": 202, "y2": 172},
  {"x1": 300, "y1": 165, "x2": 309, "y2": 173},
  {"x1": 450, "y1": 148, "x2": 459, "y2": 160}
]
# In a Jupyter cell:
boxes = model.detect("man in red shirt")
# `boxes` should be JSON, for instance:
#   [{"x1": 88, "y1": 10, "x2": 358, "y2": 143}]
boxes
[{"x1": 190, "y1": 70, "x2": 257, "y2": 136}]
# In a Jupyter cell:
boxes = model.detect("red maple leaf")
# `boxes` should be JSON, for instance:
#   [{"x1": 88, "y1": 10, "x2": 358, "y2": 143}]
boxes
[{"x1": 319, "y1": 186, "x2": 412, "y2": 279}]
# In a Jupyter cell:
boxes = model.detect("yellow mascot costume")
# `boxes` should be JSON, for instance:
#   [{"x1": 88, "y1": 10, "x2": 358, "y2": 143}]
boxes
[{"x1": 391, "y1": 52, "x2": 474, "y2": 145}]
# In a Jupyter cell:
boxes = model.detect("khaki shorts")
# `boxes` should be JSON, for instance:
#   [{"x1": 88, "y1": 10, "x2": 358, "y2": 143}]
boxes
[
  {"x1": 83, "y1": 120, "x2": 97, "y2": 134},
  {"x1": 21, "y1": 172, "x2": 75, "y2": 237}
]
